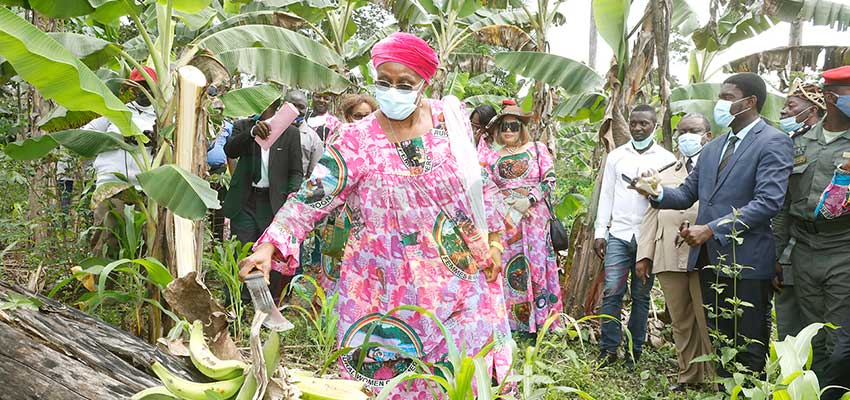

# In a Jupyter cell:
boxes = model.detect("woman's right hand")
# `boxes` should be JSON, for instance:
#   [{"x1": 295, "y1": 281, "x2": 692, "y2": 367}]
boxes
[{"x1": 238, "y1": 242, "x2": 276, "y2": 284}]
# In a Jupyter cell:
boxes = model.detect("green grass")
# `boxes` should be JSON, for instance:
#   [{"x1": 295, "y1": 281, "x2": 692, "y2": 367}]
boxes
[{"x1": 269, "y1": 311, "x2": 718, "y2": 399}]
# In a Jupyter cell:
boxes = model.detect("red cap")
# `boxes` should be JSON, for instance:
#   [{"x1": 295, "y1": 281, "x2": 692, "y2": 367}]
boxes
[
  {"x1": 502, "y1": 99, "x2": 517, "y2": 106},
  {"x1": 129, "y1": 66, "x2": 157, "y2": 83},
  {"x1": 822, "y1": 66, "x2": 850, "y2": 86}
]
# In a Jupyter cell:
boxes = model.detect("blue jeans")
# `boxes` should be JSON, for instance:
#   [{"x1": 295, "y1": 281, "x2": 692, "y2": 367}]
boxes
[{"x1": 599, "y1": 236, "x2": 655, "y2": 355}]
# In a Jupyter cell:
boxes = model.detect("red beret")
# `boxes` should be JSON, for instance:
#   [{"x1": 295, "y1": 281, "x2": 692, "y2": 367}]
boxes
[
  {"x1": 129, "y1": 66, "x2": 157, "y2": 84},
  {"x1": 502, "y1": 99, "x2": 517, "y2": 106},
  {"x1": 822, "y1": 66, "x2": 850, "y2": 85}
]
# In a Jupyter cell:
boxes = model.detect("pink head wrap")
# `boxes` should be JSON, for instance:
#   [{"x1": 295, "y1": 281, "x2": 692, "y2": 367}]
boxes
[{"x1": 371, "y1": 32, "x2": 439, "y2": 84}]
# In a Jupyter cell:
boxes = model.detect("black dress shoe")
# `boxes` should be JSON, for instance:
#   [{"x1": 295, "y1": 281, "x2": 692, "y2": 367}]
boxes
[
  {"x1": 669, "y1": 383, "x2": 702, "y2": 393},
  {"x1": 597, "y1": 351, "x2": 618, "y2": 367},
  {"x1": 624, "y1": 351, "x2": 642, "y2": 368}
]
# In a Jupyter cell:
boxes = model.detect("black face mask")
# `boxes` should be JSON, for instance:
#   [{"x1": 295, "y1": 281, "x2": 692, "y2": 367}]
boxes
[{"x1": 135, "y1": 92, "x2": 152, "y2": 107}]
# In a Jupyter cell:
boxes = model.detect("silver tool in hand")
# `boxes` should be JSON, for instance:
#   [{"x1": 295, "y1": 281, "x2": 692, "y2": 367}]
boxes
[{"x1": 244, "y1": 273, "x2": 294, "y2": 332}]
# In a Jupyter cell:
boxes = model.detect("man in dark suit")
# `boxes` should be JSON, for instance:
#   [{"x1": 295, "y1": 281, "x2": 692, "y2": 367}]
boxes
[
  {"x1": 637, "y1": 73, "x2": 794, "y2": 375},
  {"x1": 223, "y1": 98, "x2": 303, "y2": 298}
]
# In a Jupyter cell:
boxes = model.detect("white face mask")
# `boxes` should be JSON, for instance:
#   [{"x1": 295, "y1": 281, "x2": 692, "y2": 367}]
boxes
[
  {"x1": 676, "y1": 133, "x2": 703, "y2": 157},
  {"x1": 714, "y1": 97, "x2": 752, "y2": 129},
  {"x1": 375, "y1": 84, "x2": 422, "y2": 120}
]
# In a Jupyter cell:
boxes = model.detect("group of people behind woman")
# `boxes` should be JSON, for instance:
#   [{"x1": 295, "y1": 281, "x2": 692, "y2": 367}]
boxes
[{"x1": 237, "y1": 32, "x2": 563, "y2": 398}]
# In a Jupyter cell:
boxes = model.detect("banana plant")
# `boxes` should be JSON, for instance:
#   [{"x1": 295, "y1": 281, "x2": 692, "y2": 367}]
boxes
[
  {"x1": 0, "y1": 0, "x2": 356, "y2": 340},
  {"x1": 764, "y1": 0, "x2": 850, "y2": 31},
  {"x1": 687, "y1": 1, "x2": 775, "y2": 83}
]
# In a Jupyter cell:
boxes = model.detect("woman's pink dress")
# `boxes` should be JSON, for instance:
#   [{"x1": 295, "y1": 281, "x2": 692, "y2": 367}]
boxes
[
  {"x1": 256, "y1": 99, "x2": 512, "y2": 398},
  {"x1": 481, "y1": 142, "x2": 563, "y2": 333}
]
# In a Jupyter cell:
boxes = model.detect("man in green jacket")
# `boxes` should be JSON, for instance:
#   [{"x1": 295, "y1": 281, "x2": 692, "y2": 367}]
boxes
[{"x1": 773, "y1": 65, "x2": 850, "y2": 378}]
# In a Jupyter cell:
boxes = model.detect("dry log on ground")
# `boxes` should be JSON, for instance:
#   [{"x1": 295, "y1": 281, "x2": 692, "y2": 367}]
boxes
[{"x1": 0, "y1": 282, "x2": 204, "y2": 400}]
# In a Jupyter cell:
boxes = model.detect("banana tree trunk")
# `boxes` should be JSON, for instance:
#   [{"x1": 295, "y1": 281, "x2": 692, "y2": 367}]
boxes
[
  {"x1": 561, "y1": 4, "x2": 659, "y2": 316},
  {"x1": 653, "y1": 0, "x2": 673, "y2": 151},
  {"x1": 25, "y1": 10, "x2": 56, "y2": 251},
  {"x1": 172, "y1": 66, "x2": 208, "y2": 279}
]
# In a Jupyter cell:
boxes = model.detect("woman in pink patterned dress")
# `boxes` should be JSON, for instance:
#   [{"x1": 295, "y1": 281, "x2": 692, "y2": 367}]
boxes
[
  {"x1": 238, "y1": 32, "x2": 513, "y2": 398},
  {"x1": 481, "y1": 105, "x2": 563, "y2": 334}
]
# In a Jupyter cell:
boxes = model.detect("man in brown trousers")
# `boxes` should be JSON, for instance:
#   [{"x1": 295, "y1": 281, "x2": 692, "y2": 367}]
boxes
[{"x1": 635, "y1": 113, "x2": 714, "y2": 391}]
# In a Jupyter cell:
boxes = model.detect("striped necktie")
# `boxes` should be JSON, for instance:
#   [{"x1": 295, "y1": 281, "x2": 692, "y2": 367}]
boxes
[{"x1": 717, "y1": 135, "x2": 739, "y2": 174}]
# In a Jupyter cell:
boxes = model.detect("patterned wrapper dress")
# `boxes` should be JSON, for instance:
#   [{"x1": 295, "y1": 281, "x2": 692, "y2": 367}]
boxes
[
  {"x1": 256, "y1": 100, "x2": 513, "y2": 398},
  {"x1": 481, "y1": 143, "x2": 563, "y2": 333}
]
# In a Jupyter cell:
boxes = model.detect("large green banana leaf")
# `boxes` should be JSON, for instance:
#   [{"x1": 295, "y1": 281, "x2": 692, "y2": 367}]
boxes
[
  {"x1": 217, "y1": 48, "x2": 351, "y2": 92},
  {"x1": 37, "y1": 107, "x2": 100, "y2": 132},
  {"x1": 671, "y1": 0, "x2": 699, "y2": 36},
  {"x1": 386, "y1": 0, "x2": 433, "y2": 28},
  {"x1": 463, "y1": 95, "x2": 507, "y2": 108},
  {"x1": 219, "y1": 84, "x2": 281, "y2": 118},
  {"x1": 494, "y1": 52, "x2": 603, "y2": 95},
  {"x1": 137, "y1": 164, "x2": 221, "y2": 220},
  {"x1": 592, "y1": 0, "x2": 629, "y2": 62},
  {"x1": 765, "y1": 0, "x2": 850, "y2": 31},
  {"x1": 468, "y1": 9, "x2": 530, "y2": 30},
  {"x1": 0, "y1": 0, "x2": 129, "y2": 18},
  {"x1": 158, "y1": 0, "x2": 211, "y2": 13},
  {"x1": 47, "y1": 32, "x2": 120, "y2": 70},
  {"x1": 4, "y1": 129, "x2": 135, "y2": 160},
  {"x1": 198, "y1": 25, "x2": 343, "y2": 68},
  {"x1": 197, "y1": 10, "x2": 307, "y2": 38},
  {"x1": 1, "y1": 32, "x2": 119, "y2": 82},
  {"x1": 670, "y1": 83, "x2": 785, "y2": 133},
  {"x1": 552, "y1": 92, "x2": 607, "y2": 123},
  {"x1": 344, "y1": 24, "x2": 398, "y2": 68},
  {"x1": 0, "y1": 7, "x2": 137, "y2": 135},
  {"x1": 174, "y1": 6, "x2": 217, "y2": 31}
]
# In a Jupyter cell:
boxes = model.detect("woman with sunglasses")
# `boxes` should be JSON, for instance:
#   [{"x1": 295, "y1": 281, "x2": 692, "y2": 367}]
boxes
[
  {"x1": 236, "y1": 32, "x2": 512, "y2": 398},
  {"x1": 340, "y1": 93, "x2": 379, "y2": 123},
  {"x1": 481, "y1": 105, "x2": 562, "y2": 334}
]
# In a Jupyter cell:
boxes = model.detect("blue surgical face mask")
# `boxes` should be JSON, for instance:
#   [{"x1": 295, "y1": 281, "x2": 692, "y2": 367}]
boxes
[
  {"x1": 676, "y1": 133, "x2": 703, "y2": 157},
  {"x1": 779, "y1": 106, "x2": 813, "y2": 133},
  {"x1": 830, "y1": 92, "x2": 850, "y2": 119},
  {"x1": 714, "y1": 97, "x2": 752, "y2": 129},
  {"x1": 631, "y1": 135, "x2": 654, "y2": 150},
  {"x1": 375, "y1": 85, "x2": 421, "y2": 120}
]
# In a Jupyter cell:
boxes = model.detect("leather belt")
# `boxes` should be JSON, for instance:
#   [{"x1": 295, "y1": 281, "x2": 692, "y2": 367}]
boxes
[
  {"x1": 251, "y1": 187, "x2": 270, "y2": 193},
  {"x1": 792, "y1": 215, "x2": 850, "y2": 235}
]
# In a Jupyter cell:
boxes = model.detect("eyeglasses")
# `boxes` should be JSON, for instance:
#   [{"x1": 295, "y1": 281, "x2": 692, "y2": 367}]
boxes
[
  {"x1": 500, "y1": 121, "x2": 522, "y2": 132},
  {"x1": 375, "y1": 80, "x2": 424, "y2": 92}
]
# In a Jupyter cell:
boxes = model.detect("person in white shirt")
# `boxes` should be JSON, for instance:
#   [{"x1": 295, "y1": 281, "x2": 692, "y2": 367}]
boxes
[
  {"x1": 306, "y1": 91, "x2": 341, "y2": 142},
  {"x1": 635, "y1": 113, "x2": 714, "y2": 390},
  {"x1": 593, "y1": 104, "x2": 677, "y2": 366},
  {"x1": 85, "y1": 67, "x2": 156, "y2": 256},
  {"x1": 287, "y1": 90, "x2": 324, "y2": 178}
]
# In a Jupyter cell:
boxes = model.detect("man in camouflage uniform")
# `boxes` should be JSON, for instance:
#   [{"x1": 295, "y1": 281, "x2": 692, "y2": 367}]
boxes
[
  {"x1": 773, "y1": 66, "x2": 850, "y2": 378},
  {"x1": 773, "y1": 79, "x2": 827, "y2": 340}
]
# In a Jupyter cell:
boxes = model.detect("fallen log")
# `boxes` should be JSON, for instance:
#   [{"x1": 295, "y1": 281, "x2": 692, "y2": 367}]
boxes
[{"x1": 0, "y1": 282, "x2": 205, "y2": 400}]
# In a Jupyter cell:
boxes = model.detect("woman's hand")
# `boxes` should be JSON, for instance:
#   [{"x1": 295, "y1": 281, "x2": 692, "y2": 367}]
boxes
[
  {"x1": 238, "y1": 242, "x2": 276, "y2": 284},
  {"x1": 484, "y1": 246, "x2": 503, "y2": 282}
]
